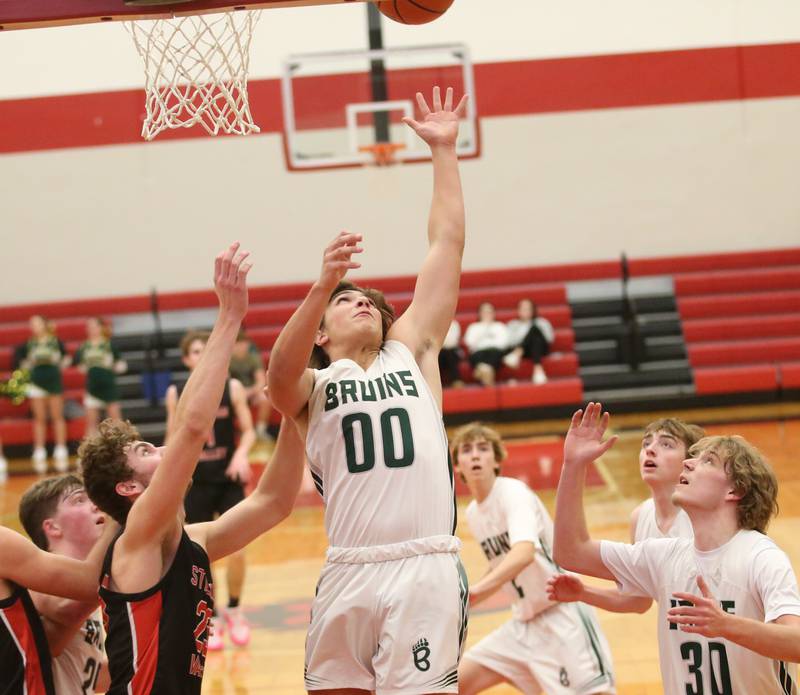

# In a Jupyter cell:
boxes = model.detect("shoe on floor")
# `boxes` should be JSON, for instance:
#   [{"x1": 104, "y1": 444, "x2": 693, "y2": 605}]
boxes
[
  {"x1": 53, "y1": 445, "x2": 69, "y2": 473},
  {"x1": 32, "y1": 447, "x2": 48, "y2": 475},
  {"x1": 226, "y1": 607, "x2": 251, "y2": 647},
  {"x1": 207, "y1": 615, "x2": 225, "y2": 652}
]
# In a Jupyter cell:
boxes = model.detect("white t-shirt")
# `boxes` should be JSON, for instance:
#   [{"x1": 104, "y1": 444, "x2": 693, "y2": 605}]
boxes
[
  {"x1": 306, "y1": 340, "x2": 455, "y2": 547},
  {"x1": 465, "y1": 477, "x2": 559, "y2": 621},
  {"x1": 52, "y1": 608, "x2": 104, "y2": 694},
  {"x1": 601, "y1": 530, "x2": 800, "y2": 694},
  {"x1": 506, "y1": 317, "x2": 555, "y2": 347},
  {"x1": 634, "y1": 497, "x2": 694, "y2": 542},
  {"x1": 442, "y1": 320, "x2": 461, "y2": 350},
  {"x1": 463, "y1": 321, "x2": 509, "y2": 353}
]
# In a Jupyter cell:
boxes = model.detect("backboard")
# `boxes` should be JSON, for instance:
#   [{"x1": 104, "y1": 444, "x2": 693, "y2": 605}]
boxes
[{"x1": 282, "y1": 43, "x2": 479, "y2": 170}]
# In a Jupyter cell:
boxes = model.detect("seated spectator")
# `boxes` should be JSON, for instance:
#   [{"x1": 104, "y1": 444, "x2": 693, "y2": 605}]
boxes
[
  {"x1": 503, "y1": 298, "x2": 554, "y2": 384},
  {"x1": 463, "y1": 302, "x2": 509, "y2": 386},
  {"x1": 229, "y1": 330, "x2": 272, "y2": 441},
  {"x1": 438, "y1": 319, "x2": 463, "y2": 388}
]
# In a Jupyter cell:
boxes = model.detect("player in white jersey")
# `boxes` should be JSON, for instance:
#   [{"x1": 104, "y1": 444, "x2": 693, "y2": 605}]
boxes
[
  {"x1": 547, "y1": 418, "x2": 702, "y2": 615},
  {"x1": 19, "y1": 474, "x2": 110, "y2": 693},
  {"x1": 268, "y1": 86, "x2": 469, "y2": 695},
  {"x1": 554, "y1": 403, "x2": 800, "y2": 695},
  {"x1": 451, "y1": 423, "x2": 615, "y2": 695}
]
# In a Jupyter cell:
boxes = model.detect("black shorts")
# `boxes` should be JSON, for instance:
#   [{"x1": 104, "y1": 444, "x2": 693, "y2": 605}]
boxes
[{"x1": 184, "y1": 479, "x2": 246, "y2": 523}]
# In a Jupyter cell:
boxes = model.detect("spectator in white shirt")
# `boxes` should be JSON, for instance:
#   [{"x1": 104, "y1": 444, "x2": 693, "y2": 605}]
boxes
[
  {"x1": 438, "y1": 319, "x2": 464, "y2": 387},
  {"x1": 463, "y1": 302, "x2": 509, "y2": 386},
  {"x1": 503, "y1": 299, "x2": 554, "y2": 384}
]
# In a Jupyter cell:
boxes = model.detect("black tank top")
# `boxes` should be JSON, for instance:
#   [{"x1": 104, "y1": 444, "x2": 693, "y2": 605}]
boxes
[
  {"x1": 99, "y1": 530, "x2": 214, "y2": 695},
  {"x1": 176, "y1": 378, "x2": 235, "y2": 483},
  {"x1": 0, "y1": 584, "x2": 55, "y2": 695}
]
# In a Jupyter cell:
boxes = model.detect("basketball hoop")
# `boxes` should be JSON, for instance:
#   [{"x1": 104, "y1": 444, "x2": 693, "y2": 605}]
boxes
[
  {"x1": 359, "y1": 142, "x2": 406, "y2": 166},
  {"x1": 126, "y1": 10, "x2": 261, "y2": 140}
]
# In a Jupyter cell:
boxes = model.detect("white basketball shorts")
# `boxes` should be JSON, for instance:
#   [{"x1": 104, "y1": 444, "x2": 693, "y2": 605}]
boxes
[
  {"x1": 305, "y1": 535, "x2": 468, "y2": 695},
  {"x1": 463, "y1": 602, "x2": 615, "y2": 695}
]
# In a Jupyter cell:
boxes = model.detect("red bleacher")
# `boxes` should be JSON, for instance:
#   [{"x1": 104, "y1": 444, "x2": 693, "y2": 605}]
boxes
[
  {"x1": 669, "y1": 248, "x2": 800, "y2": 397},
  {"x1": 2, "y1": 246, "x2": 799, "y2": 448}
]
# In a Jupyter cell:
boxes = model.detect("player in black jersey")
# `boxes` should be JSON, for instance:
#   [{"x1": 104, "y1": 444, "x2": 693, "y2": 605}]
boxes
[
  {"x1": 79, "y1": 243, "x2": 306, "y2": 695},
  {"x1": 165, "y1": 329, "x2": 256, "y2": 649},
  {"x1": 0, "y1": 502, "x2": 116, "y2": 695}
]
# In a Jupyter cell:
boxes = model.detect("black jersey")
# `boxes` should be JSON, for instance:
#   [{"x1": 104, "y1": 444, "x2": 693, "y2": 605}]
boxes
[
  {"x1": 99, "y1": 530, "x2": 214, "y2": 695},
  {"x1": 0, "y1": 584, "x2": 55, "y2": 695},
  {"x1": 177, "y1": 378, "x2": 235, "y2": 483}
]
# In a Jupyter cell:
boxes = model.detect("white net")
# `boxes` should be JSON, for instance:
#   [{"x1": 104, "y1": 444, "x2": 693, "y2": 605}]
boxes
[{"x1": 127, "y1": 11, "x2": 261, "y2": 141}]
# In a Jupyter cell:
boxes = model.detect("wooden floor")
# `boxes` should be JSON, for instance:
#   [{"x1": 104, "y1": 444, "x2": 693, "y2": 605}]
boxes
[{"x1": 2, "y1": 406, "x2": 800, "y2": 695}]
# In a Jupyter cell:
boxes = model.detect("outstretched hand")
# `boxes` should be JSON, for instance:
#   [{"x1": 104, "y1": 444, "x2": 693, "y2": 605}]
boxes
[
  {"x1": 668, "y1": 576, "x2": 732, "y2": 637},
  {"x1": 563, "y1": 402, "x2": 618, "y2": 468},
  {"x1": 214, "y1": 242, "x2": 252, "y2": 320},
  {"x1": 402, "y1": 86, "x2": 468, "y2": 149},
  {"x1": 318, "y1": 231, "x2": 363, "y2": 292},
  {"x1": 546, "y1": 573, "x2": 585, "y2": 603}
]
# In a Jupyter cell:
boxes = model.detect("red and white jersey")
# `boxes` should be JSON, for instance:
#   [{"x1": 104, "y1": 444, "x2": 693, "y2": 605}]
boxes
[
  {"x1": 52, "y1": 608, "x2": 104, "y2": 695},
  {"x1": 465, "y1": 476, "x2": 559, "y2": 621},
  {"x1": 0, "y1": 584, "x2": 54, "y2": 695},
  {"x1": 634, "y1": 498, "x2": 693, "y2": 542},
  {"x1": 306, "y1": 340, "x2": 456, "y2": 548},
  {"x1": 601, "y1": 530, "x2": 800, "y2": 694}
]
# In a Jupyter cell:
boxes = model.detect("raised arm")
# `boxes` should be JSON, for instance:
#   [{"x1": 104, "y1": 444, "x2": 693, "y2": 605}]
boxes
[
  {"x1": 553, "y1": 403, "x2": 618, "y2": 580},
  {"x1": 268, "y1": 232, "x2": 363, "y2": 420},
  {"x1": 389, "y1": 87, "x2": 468, "y2": 355},
  {"x1": 190, "y1": 419, "x2": 306, "y2": 561},
  {"x1": 1, "y1": 521, "x2": 117, "y2": 603},
  {"x1": 123, "y1": 243, "x2": 251, "y2": 547},
  {"x1": 224, "y1": 378, "x2": 256, "y2": 485},
  {"x1": 163, "y1": 383, "x2": 178, "y2": 445}
]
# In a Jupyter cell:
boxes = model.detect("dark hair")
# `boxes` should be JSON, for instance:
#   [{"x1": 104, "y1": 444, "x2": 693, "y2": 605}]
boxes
[
  {"x1": 19, "y1": 474, "x2": 84, "y2": 550},
  {"x1": 310, "y1": 281, "x2": 396, "y2": 369},
  {"x1": 79, "y1": 419, "x2": 141, "y2": 525},
  {"x1": 180, "y1": 330, "x2": 211, "y2": 357}
]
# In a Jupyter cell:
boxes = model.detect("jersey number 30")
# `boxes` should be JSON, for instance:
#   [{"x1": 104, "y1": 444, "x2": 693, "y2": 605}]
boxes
[
  {"x1": 681, "y1": 641, "x2": 732, "y2": 695},
  {"x1": 342, "y1": 408, "x2": 414, "y2": 473}
]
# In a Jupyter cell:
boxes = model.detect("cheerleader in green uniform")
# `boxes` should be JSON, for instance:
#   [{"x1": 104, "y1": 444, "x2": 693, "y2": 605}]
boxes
[
  {"x1": 16, "y1": 315, "x2": 70, "y2": 474},
  {"x1": 74, "y1": 317, "x2": 127, "y2": 438}
]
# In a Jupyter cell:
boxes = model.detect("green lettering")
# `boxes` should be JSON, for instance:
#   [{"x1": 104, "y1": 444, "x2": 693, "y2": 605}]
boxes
[
  {"x1": 324, "y1": 383, "x2": 339, "y2": 411},
  {"x1": 359, "y1": 380, "x2": 377, "y2": 401},
  {"x1": 340, "y1": 380, "x2": 358, "y2": 404},
  {"x1": 384, "y1": 372, "x2": 403, "y2": 397},
  {"x1": 398, "y1": 370, "x2": 419, "y2": 397}
]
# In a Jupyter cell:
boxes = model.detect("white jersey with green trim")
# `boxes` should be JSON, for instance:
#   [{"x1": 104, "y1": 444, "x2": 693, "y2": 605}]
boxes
[
  {"x1": 601, "y1": 531, "x2": 800, "y2": 695},
  {"x1": 634, "y1": 497, "x2": 694, "y2": 542},
  {"x1": 465, "y1": 476, "x2": 560, "y2": 621},
  {"x1": 52, "y1": 608, "x2": 104, "y2": 695},
  {"x1": 306, "y1": 340, "x2": 455, "y2": 548}
]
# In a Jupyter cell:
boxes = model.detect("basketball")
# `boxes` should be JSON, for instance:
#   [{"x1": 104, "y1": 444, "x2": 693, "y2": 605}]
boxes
[{"x1": 373, "y1": 0, "x2": 455, "y2": 25}]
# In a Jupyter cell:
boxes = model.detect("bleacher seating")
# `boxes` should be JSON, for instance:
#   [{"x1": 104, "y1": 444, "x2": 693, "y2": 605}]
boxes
[{"x1": 2, "y1": 246, "x2": 799, "y2": 451}]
